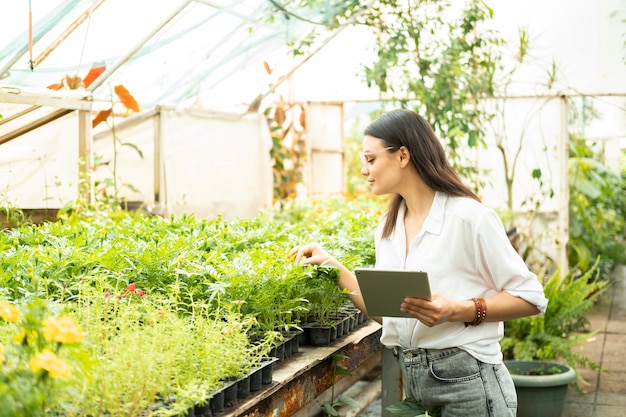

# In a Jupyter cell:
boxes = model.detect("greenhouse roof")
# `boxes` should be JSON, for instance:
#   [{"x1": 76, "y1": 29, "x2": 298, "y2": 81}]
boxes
[{"x1": 0, "y1": 0, "x2": 365, "y2": 111}]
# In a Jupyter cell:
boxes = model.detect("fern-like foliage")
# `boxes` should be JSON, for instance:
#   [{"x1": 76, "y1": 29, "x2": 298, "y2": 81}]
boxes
[{"x1": 502, "y1": 258, "x2": 610, "y2": 374}]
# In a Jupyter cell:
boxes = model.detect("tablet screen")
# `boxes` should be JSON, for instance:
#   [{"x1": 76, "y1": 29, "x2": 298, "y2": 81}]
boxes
[{"x1": 354, "y1": 268, "x2": 431, "y2": 318}]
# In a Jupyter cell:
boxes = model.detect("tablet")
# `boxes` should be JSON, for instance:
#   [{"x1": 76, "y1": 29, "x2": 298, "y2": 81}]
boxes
[{"x1": 354, "y1": 268, "x2": 431, "y2": 318}]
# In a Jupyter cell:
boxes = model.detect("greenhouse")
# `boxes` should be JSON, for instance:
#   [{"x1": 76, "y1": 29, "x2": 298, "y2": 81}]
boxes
[{"x1": 1, "y1": 1, "x2": 625, "y2": 417}]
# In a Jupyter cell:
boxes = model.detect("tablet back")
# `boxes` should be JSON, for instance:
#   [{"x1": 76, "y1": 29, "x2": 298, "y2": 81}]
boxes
[{"x1": 354, "y1": 268, "x2": 431, "y2": 318}]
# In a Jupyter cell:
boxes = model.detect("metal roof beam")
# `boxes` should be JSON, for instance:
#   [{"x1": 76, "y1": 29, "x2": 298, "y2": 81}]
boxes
[
  {"x1": 0, "y1": 108, "x2": 72, "y2": 146},
  {"x1": 0, "y1": 85, "x2": 93, "y2": 111}
]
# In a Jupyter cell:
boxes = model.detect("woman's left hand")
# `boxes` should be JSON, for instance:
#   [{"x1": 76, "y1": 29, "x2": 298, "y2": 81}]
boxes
[{"x1": 400, "y1": 293, "x2": 456, "y2": 327}]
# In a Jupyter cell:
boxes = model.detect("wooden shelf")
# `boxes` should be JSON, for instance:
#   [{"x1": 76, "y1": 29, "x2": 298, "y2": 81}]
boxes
[{"x1": 220, "y1": 321, "x2": 383, "y2": 417}]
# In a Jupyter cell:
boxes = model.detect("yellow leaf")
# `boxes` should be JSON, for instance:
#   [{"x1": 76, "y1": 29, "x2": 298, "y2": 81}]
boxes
[
  {"x1": 65, "y1": 74, "x2": 83, "y2": 90},
  {"x1": 274, "y1": 106, "x2": 286, "y2": 125}
]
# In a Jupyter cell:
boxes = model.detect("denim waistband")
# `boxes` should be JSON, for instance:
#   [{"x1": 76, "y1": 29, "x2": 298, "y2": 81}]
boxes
[{"x1": 392, "y1": 346, "x2": 463, "y2": 366}]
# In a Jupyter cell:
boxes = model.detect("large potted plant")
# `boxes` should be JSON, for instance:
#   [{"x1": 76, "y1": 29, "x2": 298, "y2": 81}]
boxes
[{"x1": 502, "y1": 260, "x2": 609, "y2": 417}]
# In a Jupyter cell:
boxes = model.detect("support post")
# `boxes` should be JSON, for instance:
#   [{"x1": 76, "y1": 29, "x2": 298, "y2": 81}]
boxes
[
  {"x1": 381, "y1": 347, "x2": 403, "y2": 417},
  {"x1": 153, "y1": 107, "x2": 166, "y2": 214},
  {"x1": 558, "y1": 96, "x2": 570, "y2": 270},
  {"x1": 78, "y1": 109, "x2": 94, "y2": 203}
]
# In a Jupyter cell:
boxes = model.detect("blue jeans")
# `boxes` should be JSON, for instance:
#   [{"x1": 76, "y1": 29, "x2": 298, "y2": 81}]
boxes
[{"x1": 394, "y1": 347, "x2": 517, "y2": 417}]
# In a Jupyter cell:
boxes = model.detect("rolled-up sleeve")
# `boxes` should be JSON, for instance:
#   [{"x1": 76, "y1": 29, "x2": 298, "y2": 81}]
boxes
[{"x1": 474, "y1": 210, "x2": 548, "y2": 316}]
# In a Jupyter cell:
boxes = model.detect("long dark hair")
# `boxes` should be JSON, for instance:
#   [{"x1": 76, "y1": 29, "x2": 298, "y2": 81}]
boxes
[{"x1": 364, "y1": 109, "x2": 480, "y2": 238}]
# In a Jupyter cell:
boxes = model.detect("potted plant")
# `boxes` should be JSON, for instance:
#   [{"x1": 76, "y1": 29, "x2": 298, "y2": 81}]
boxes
[
  {"x1": 502, "y1": 259, "x2": 610, "y2": 417},
  {"x1": 299, "y1": 265, "x2": 353, "y2": 346}
]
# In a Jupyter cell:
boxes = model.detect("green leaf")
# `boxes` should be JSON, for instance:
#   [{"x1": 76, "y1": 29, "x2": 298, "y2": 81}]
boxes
[
  {"x1": 386, "y1": 398, "x2": 427, "y2": 417},
  {"x1": 333, "y1": 365, "x2": 351, "y2": 377},
  {"x1": 119, "y1": 141, "x2": 144, "y2": 158},
  {"x1": 320, "y1": 402, "x2": 340, "y2": 416},
  {"x1": 336, "y1": 394, "x2": 362, "y2": 408},
  {"x1": 331, "y1": 353, "x2": 349, "y2": 362}
]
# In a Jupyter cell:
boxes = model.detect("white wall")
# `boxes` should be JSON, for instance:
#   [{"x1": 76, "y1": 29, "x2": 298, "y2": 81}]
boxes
[
  {"x1": 304, "y1": 103, "x2": 345, "y2": 196},
  {"x1": 0, "y1": 105, "x2": 274, "y2": 220},
  {"x1": 0, "y1": 112, "x2": 80, "y2": 209},
  {"x1": 92, "y1": 107, "x2": 274, "y2": 220}
]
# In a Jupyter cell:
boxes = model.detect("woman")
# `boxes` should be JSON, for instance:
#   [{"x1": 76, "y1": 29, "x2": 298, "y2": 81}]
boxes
[{"x1": 289, "y1": 109, "x2": 548, "y2": 417}]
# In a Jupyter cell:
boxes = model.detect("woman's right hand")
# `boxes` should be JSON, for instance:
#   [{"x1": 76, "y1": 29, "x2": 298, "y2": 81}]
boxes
[
  {"x1": 288, "y1": 243, "x2": 334, "y2": 266},
  {"x1": 289, "y1": 243, "x2": 375, "y2": 323}
]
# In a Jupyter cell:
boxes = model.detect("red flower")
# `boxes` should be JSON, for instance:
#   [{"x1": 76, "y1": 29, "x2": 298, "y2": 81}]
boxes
[
  {"x1": 122, "y1": 283, "x2": 146, "y2": 298},
  {"x1": 123, "y1": 283, "x2": 137, "y2": 295}
]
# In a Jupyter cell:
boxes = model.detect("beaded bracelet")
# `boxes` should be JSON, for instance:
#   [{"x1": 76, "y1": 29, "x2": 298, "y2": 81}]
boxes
[{"x1": 464, "y1": 297, "x2": 487, "y2": 327}]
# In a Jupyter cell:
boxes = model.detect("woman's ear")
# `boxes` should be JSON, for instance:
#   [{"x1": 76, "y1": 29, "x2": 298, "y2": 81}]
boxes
[{"x1": 399, "y1": 146, "x2": 410, "y2": 167}]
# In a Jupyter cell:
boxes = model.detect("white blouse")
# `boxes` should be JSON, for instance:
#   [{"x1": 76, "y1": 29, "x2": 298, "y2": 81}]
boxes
[{"x1": 376, "y1": 192, "x2": 548, "y2": 364}]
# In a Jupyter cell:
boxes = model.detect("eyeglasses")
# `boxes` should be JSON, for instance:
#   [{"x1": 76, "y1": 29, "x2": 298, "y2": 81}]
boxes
[{"x1": 359, "y1": 147, "x2": 395, "y2": 165}]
